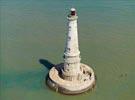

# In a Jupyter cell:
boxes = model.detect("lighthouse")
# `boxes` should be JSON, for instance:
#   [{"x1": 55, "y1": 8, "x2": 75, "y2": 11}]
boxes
[
  {"x1": 47, "y1": 8, "x2": 96, "y2": 94},
  {"x1": 62, "y1": 8, "x2": 81, "y2": 81}
]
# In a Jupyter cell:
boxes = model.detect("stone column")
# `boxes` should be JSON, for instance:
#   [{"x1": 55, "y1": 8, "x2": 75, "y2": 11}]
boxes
[{"x1": 62, "y1": 8, "x2": 82, "y2": 81}]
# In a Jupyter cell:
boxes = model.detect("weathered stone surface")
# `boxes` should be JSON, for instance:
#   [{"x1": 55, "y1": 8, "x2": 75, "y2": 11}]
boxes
[
  {"x1": 47, "y1": 63, "x2": 96, "y2": 94},
  {"x1": 47, "y1": 8, "x2": 96, "y2": 95}
]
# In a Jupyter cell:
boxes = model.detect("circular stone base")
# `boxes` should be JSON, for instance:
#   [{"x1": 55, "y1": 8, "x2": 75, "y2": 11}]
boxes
[{"x1": 47, "y1": 63, "x2": 96, "y2": 95}]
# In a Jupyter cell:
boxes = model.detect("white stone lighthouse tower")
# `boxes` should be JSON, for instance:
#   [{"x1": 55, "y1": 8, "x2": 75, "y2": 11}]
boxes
[
  {"x1": 62, "y1": 8, "x2": 81, "y2": 81},
  {"x1": 47, "y1": 8, "x2": 96, "y2": 95}
]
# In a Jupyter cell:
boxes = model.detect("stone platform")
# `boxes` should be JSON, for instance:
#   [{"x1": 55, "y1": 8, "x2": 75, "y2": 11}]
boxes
[{"x1": 47, "y1": 63, "x2": 96, "y2": 95}]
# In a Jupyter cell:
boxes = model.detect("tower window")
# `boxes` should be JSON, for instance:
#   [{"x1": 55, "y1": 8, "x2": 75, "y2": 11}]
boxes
[
  {"x1": 67, "y1": 48, "x2": 70, "y2": 52},
  {"x1": 68, "y1": 36, "x2": 71, "y2": 40}
]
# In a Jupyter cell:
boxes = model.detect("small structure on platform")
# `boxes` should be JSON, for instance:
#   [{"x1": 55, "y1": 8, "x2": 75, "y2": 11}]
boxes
[{"x1": 47, "y1": 8, "x2": 96, "y2": 94}]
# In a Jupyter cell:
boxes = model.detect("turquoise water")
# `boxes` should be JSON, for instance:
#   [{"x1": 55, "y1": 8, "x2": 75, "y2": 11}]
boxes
[{"x1": 1, "y1": 0, "x2": 135, "y2": 100}]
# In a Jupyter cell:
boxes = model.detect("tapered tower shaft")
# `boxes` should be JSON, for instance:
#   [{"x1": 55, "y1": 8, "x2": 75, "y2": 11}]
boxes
[{"x1": 62, "y1": 8, "x2": 81, "y2": 81}]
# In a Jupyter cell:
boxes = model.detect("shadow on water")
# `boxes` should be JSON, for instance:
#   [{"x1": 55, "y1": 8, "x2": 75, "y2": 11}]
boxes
[
  {"x1": 39, "y1": 59, "x2": 55, "y2": 86},
  {"x1": 39, "y1": 59, "x2": 55, "y2": 70}
]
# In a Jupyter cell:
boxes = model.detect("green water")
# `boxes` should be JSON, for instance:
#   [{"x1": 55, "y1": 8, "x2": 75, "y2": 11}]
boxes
[{"x1": 1, "y1": 0, "x2": 135, "y2": 100}]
